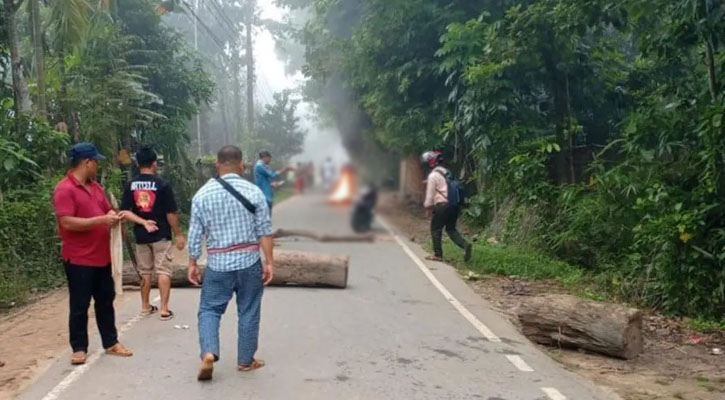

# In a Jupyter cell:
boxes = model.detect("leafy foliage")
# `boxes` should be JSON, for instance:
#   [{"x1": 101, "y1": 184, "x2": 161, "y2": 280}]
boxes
[
  {"x1": 292, "y1": 0, "x2": 725, "y2": 318},
  {"x1": 0, "y1": 0, "x2": 213, "y2": 307}
]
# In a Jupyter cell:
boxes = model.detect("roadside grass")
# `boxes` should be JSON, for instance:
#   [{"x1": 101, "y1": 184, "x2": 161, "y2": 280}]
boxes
[
  {"x1": 687, "y1": 318, "x2": 725, "y2": 334},
  {"x1": 437, "y1": 240, "x2": 607, "y2": 301},
  {"x1": 274, "y1": 187, "x2": 294, "y2": 205},
  {"x1": 436, "y1": 240, "x2": 725, "y2": 330},
  {"x1": 0, "y1": 278, "x2": 28, "y2": 309}
]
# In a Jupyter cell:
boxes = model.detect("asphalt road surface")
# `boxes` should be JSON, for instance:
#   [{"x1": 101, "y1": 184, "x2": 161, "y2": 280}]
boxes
[{"x1": 17, "y1": 193, "x2": 619, "y2": 400}]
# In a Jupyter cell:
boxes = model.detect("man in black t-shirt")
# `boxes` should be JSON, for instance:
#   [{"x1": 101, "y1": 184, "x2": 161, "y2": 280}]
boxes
[{"x1": 120, "y1": 146, "x2": 185, "y2": 321}]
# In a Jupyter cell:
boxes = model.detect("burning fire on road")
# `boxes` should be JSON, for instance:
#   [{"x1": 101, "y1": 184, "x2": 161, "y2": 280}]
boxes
[{"x1": 329, "y1": 165, "x2": 357, "y2": 204}]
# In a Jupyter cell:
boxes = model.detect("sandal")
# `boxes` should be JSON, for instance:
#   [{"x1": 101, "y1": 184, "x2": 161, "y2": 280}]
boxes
[
  {"x1": 238, "y1": 358, "x2": 265, "y2": 372},
  {"x1": 71, "y1": 351, "x2": 87, "y2": 365},
  {"x1": 425, "y1": 255, "x2": 444, "y2": 262},
  {"x1": 159, "y1": 310, "x2": 174, "y2": 321},
  {"x1": 105, "y1": 343, "x2": 133, "y2": 357},
  {"x1": 140, "y1": 305, "x2": 158, "y2": 316}
]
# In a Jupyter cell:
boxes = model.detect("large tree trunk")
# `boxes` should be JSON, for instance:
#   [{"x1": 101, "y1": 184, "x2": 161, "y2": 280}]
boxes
[
  {"x1": 541, "y1": 29, "x2": 572, "y2": 185},
  {"x1": 123, "y1": 249, "x2": 349, "y2": 288},
  {"x1": 5, "y1": 0, "x2": 32, "y2": 115},
  {"x1": 515, "y1": 294, "x2": 644, "y2": 359},
  {"x1": 29, "y1": 0, "x2": 46, "y2": 116}
]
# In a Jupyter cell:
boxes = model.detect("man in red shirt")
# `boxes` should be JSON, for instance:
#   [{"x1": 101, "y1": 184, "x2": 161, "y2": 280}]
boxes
[{"x1": 53, "y1": 143, "x2": 133, "y2": 365}]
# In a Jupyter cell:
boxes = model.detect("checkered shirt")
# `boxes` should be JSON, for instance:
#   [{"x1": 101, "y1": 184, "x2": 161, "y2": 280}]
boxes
[{"x1": 188, "y1": 173, "x2": 272, "y2": 272}]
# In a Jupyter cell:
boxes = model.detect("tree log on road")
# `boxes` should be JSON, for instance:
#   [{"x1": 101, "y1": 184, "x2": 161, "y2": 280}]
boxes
[
  {"x1": 272, "y1": 228, "x2": 375, "y2": 242},
  {"x1": 514, "y1": 294, "x2": 643, "y2": 359},
  {"x1": 123, "y1": 249, "x2": 348, "y2": 288}
]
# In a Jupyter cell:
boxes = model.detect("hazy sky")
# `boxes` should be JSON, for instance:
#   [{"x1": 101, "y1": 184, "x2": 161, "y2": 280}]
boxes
[{"x1": 256, "y1": 0, "x2": 349, "y2": 168}]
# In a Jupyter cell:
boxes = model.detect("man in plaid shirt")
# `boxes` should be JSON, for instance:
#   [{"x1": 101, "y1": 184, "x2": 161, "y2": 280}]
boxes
[{"x1": 187, "y1": 145, "x2": 274, "y2": 381}]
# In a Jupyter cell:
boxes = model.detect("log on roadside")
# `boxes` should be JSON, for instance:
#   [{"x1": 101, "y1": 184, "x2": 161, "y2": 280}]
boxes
[
  {"x1": 123, "y1": 249, "x2": 349, "y2": 288},
  {"x1": 272, "y1": 228, "x2": 375, "y2": 243},
  {"x1": 514, "y1": 294, "x2": 643, "y2": 359}
]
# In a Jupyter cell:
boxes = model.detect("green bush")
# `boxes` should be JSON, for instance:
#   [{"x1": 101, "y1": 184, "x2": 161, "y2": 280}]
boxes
[
  {"x1": 546, "y1": 186, "x2": 634, "y2": 270},
  {"x1": 0, "y1": 180, "x2": 66, "y2": 308}
]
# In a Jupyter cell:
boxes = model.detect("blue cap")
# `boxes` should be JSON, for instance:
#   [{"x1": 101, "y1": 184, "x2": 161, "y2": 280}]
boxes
[{"x1": 69, "y1": 142, "x2": 106, "y2": 162}]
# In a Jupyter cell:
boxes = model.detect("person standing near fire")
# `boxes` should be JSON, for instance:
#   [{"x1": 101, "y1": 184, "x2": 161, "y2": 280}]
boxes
[
  {"x1": 120, "y1": 146, "x2": 185, "y2": 321},
  {"x1": 421, "y1": 150, "x2": 472, "y2": 262},
  {"x1": 253, "y1": 151, "x2": 294, "y2": 214},
  {"x1": 321, "y1": 157, "x2": 336, "y2": 191}
]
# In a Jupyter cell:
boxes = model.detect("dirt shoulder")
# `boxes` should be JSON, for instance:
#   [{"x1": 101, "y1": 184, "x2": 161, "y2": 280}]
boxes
[
  {"x1": 379, "y1": 193, "x2": 725, "y2": 400},
  {"x1": 0, "y1": 289, "x2": 134, "y2": 400}
]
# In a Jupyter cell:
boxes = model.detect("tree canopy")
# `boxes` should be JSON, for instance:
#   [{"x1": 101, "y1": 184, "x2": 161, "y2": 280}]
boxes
[{"x1": 279, "y1": 0, "x2": 725, "y2": 318}]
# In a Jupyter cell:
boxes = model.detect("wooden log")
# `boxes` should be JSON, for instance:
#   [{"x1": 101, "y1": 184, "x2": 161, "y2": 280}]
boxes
[
  {"x1": 123, "y1": 249, "x2": 348, "y2": 288},
  {"x1": 271, "y1": 250, "x2": 348, "y2": 288},
  {"x1": 272, "y1": 228, "x2": 375, "y2": 243},
  {"x1": 514, "y1": 294, "x2": 643, "y2": 359}
]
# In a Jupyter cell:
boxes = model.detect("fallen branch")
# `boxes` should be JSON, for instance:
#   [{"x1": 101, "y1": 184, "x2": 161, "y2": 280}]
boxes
[{"x1": 272, "y1": 228, "x2": 375, "y2": 243}]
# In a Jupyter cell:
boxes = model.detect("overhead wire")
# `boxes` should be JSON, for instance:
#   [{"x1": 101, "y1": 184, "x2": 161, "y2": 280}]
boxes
[
  {"x1": 180, "y1": 1, "x2": 228, "y2": 50},
  {"x1": 209, "y1": 0, "x2": 243, "y2": 38}
]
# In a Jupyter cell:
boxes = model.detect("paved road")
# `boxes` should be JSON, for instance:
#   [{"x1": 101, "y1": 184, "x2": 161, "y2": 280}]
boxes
[{"x1": 18, "y1": 194, "x2": 619, "y2": 400}]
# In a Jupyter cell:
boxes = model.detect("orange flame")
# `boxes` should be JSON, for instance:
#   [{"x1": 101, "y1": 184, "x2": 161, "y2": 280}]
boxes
[{"x1": 329, "y1": 167, "x2": 356, "y2": 203}]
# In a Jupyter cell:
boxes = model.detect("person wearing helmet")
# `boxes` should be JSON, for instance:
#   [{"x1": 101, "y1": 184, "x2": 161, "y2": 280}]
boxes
[{"x1": 421, "y1": 151, "x2": 472, "y2": 262}]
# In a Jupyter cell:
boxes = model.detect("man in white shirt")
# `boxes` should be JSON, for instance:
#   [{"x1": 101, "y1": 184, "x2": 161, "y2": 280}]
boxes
[{"x1": 321, "y1": 157, "x2": 336, "y2": 190}]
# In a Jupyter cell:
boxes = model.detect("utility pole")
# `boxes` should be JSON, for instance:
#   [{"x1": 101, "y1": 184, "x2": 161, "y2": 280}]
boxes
[
  {"x1": 194, "y1": 0, "x2": 202, "y2": 158},
  {"x1": 245, "y1": 0, "x2": 255, "y2": 138}
]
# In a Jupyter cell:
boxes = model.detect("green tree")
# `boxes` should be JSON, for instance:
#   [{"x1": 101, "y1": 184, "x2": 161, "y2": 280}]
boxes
[{"x1": 256, "y1": 90, "x2": 305, "y2": 163}]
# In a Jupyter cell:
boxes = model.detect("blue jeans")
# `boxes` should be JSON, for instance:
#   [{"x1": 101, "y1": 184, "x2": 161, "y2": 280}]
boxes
[{"x1": 198, "y1": 261, "x2": 263, "y2": 365}]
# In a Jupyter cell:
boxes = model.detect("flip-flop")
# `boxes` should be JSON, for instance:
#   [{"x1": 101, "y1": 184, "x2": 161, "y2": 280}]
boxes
[
  {"x1": 105, "y1": 343, "x2": 133, "y2": 357},
  {"x1": 238, "y1": 358, "x2": 265, "y2": 372},
  {"x1": 70, "y1": 351, "x2": 87, "y2": 365},
  {"x1": 425, "y1": 255, "x2": 444, "y2": 262},
  {"x1": 159, "y1": 310, "x2": 174, "y2": 321},
  {"x1": 140, "y1": 305, "x2": 158, "y2": 316}
]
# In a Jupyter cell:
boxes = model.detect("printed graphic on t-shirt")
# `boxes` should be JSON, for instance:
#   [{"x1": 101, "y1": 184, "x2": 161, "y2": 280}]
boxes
[
  {"x1": 134, "y1": 190, "x2": 156, "y2": 212},
  {"x1": 131, "y1": 181, "x2": 158, "y2": 213}
]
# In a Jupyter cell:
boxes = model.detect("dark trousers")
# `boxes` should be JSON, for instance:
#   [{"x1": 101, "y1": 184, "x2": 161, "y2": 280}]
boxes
[
  {"x1": 431, "y1": 203, "x2": 469, "y2": 257},
  {"x1": 64, "y1": 263, "x2": 119, "y2": 352}
]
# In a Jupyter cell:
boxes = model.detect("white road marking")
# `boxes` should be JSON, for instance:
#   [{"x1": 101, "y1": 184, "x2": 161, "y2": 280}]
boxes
[
  {"x1": 505, "y1": 354, "x2": 534, "y2": 372},
  {"x1": 378, "y1": 217, "x2": 501, "y2": 342},
  {"x1": 542, "y1": 387, "x2": 567, "y2": 400},
  {"x1": 40, "y1": 295, "x2": 160, "y2": 400}
]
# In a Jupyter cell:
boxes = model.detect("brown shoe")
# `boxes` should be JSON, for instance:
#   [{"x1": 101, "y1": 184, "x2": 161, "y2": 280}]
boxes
[
  {"x1": 71, "y1": 351, "x2": 87, "y2": 365},
  {"x1": 105, "y1": 343, "x2": 133, "y2": 357},
  {"x1": 197, "y1": 353, "x2": 215, "y2": 381},
  {"x1": 238, "y1": 358, "x2": 265, "y2": 372}
]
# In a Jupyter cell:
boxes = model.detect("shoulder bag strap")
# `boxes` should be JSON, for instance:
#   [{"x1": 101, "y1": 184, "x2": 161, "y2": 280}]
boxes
[{"x1": 214, "y1": 177, "x2": 257, "y2": 214}]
